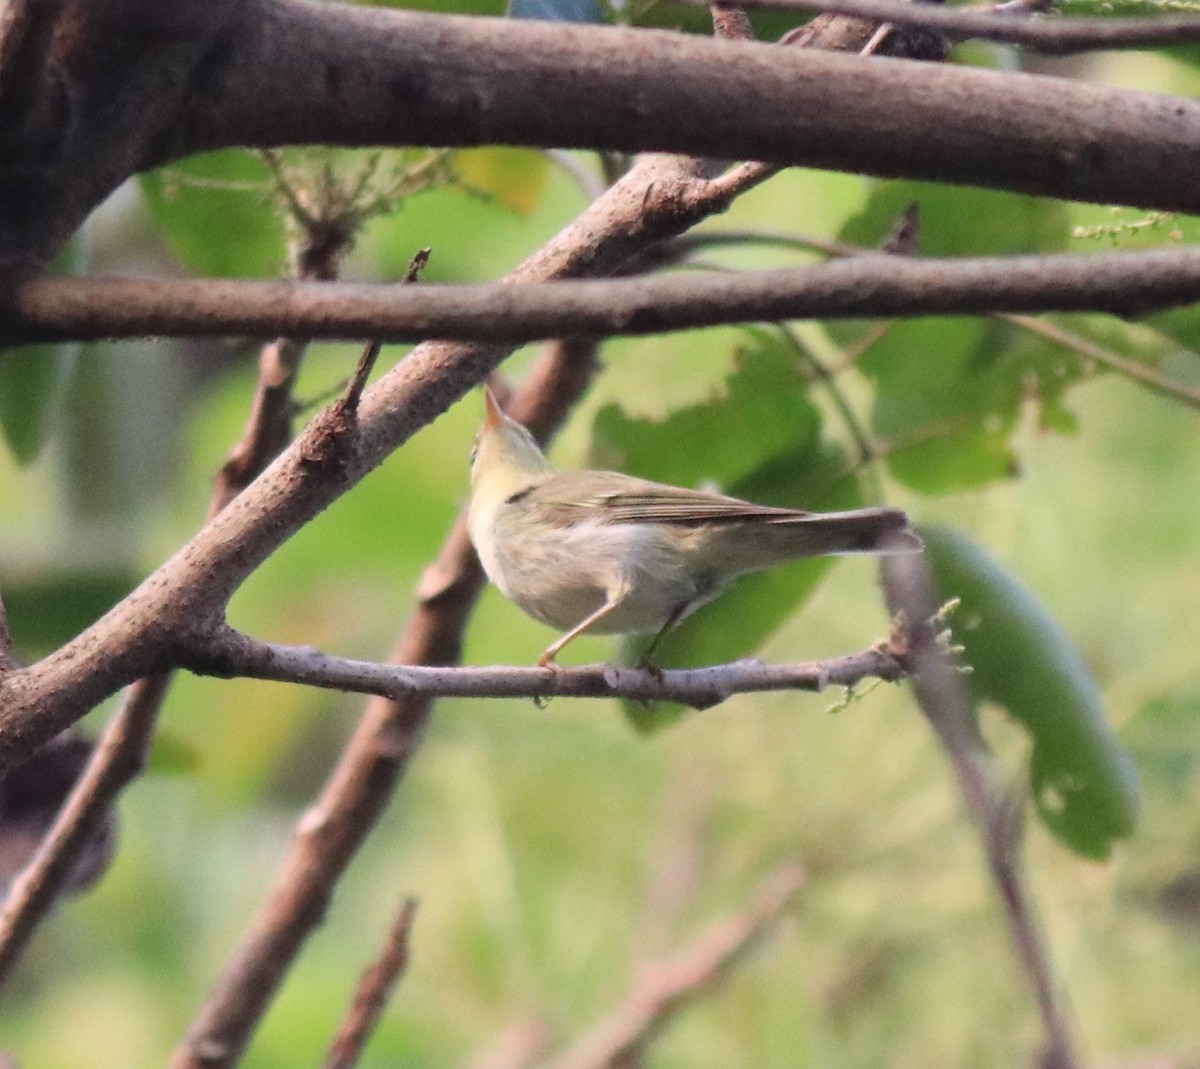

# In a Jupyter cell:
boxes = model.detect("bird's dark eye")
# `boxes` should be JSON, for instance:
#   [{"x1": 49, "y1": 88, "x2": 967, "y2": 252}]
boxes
[{"x1": 469, "y1": 442, "x2": 479, "y2": 465}]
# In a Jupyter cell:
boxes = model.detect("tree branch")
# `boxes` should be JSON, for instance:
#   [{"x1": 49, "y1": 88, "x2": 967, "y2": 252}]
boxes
[
  {"x1": 685, "y1": 0, "x2": 1200, "y2": 52},
  {"x1": 0, "y1": 674, "x2": 168, "y2": 987},
  {"x1": 0, "y1": 594, "x2": 15, "y2": 674},
  {"x1": 8, "y1": 0, "x2": 1200, "y2": 279},
  {"x1": 881, "y1": 552, "x2": 1078, "y2": 1069},
  {"x1": 180, "y1": 3, "x2": 1200, "y2": 214},
  {"x1": 322, "y1": 897, "x2": 418, "y2": 1069},
  {"x1": 185, "y1": 627, "x2": 909, "y2": 710},
  {"x1": 1001, "y1": 313, "x2": 1200, "y2": 412},
  {"x1": 541, "y1": 864, "x2": 805, "y2": 1069},
  {"x1": 168, "y1": 340, "x2": 604, "y2": 1069},
  {"x1": 9, "y1": 245, "x2": 1200, "y2": 345}
]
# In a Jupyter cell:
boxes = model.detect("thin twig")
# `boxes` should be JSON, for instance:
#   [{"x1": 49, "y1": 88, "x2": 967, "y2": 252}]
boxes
[
  {"x1": 680, "y1": 0, "x2": 1200, "y2": 52},
  {"x1": 711, "y1": 0, "x2": 757, "y2": 40},
  {"x1": 773, "y1": 324, "x2": 883, "y2": 493},
  {"x1": 540, "y1": 865, "x2": 805, "y2": 1069},
  {"x1": 186, "y1": 626, "x2": 909, "y2": 710},
  {"x1": 1001, "y1": 313, "x2": 1200, "y2": 411},
  {"x1": 0, "y1": 674, "x2": 169, "y2": 986},
  {"x1": 322, "y1": 897, "x2": 419, "y2": 1069},
  {"x1": 340, "y1": 341, "x2": 383, "y2": 414},
  {"x1": 881, "y1": 553, "x2": 1078, "y2": 1069},
  {"x1": 0, "y1": 594, "x2": 16, "y2": 673},
  {"x1": 467, "y1": 1019, "x2": 552, "y2": 1069},
  {"x1": 671, "y1": 227, "x2": 1200, "y2": 410}
]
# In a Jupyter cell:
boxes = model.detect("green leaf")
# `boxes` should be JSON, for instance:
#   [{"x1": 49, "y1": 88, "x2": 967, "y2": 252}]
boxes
[
  {"x1": 146, "y1": 730, "x2": 203, "y2": 776},
  {"x1": 0, "y1": 344, "x2": 77, "y2": 464},
  {"x1": 922, "y1": 525, "x2": 1140, "y2": 859},
  {"x1": 140, "y1": 150, "x2": 284, "y2": 278},
  {"x1": 2, "y1": 568, "x2": 142, "y2": 659},
  {"x1": 590, "y1": 328, "x2": 821, "y2": 488},
  {"x1": 840, "y1": 181, "x2": 1070, "y2": 259},
  {"x1": 887, "y1": 424, "x2": 1017, "y2": 494}
]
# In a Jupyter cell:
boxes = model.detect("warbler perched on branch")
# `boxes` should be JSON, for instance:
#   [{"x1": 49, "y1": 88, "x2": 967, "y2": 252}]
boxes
[{"x1": 467, "y1": 387, "x2": 922, "y2": 667}]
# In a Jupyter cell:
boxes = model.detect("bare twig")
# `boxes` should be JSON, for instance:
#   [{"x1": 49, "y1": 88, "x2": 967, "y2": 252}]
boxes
[
  {"x1": 711, "y1": 1, "x2": 756, "y2": 41},
  {"x1": 186, "y1": 627, "x2": 909, "y2": 709},
  {"x1": 683, "y1": 0, "x2": 1200, "y2": 52},
  {"x1": 340, "y1": 341, "x2": 383, "y2": 415},
  {"x1": 881, "y1": 553, "x2": 1078, "y2": 1069},
  {"x1": 322, "y1": 897, "x2": 419, "y2": 1069},
  {"x1": 0, "y1": 594, "x2": 15, "y2": 673},
  {"x1": 468, "y1": 1019, "x2": 552, "y2": 1069},
  {"x1": 1001, "y1": 313, "x2": 1200, "y2": 411},
  {"x1": 0, "y1": 674, "x2": 169, "y2": 986},
  {"x1": 10, "y1": 245, "x2": 1200, "y2": 346},
  {"x1": 540, "y1": 865, "x2": 805, "y2": 1069}
]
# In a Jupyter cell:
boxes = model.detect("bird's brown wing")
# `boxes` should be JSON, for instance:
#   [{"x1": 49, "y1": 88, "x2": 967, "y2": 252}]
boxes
[{"x1": 516, "y1": 472, "x2": 805, "y2": 527}]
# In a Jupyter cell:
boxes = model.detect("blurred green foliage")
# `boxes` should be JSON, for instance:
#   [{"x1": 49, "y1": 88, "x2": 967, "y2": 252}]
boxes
[{"x1": 3, "y1": 5, "x2": 1200, "y2": 1069}]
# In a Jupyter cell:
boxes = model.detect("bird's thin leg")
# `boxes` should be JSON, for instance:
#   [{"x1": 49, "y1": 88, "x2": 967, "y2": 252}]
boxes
[
  {"x1": 537, "y1": 593, "x2": 627, "y2": 668},
  {"x1": 637, "y1": 600, "x2": 692, "y2": 670}
]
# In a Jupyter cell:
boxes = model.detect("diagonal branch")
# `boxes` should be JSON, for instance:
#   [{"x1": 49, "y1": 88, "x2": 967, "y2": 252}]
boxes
[
  {"x1": 881, "y1": 552, "x2": 1078, "y2": 1069},
  {"x1": 0, "y1": 673, "x2": 169, "y2": 986},
  {"x1": 540, "y1": 864, "x2": 805, "y2": 1069},
  {"x1": 168, "y1": 339, "x2": 604, "y2": 1069},
  {"x1": 0, "y1": 199, "x2": 374, "y2": 984},
  {"x1": 322, "y1": 897, "x2": 419, "y2": 1069},
  {"x1": 9, "y1": 244, "x2": 1200, "y2": 345}
]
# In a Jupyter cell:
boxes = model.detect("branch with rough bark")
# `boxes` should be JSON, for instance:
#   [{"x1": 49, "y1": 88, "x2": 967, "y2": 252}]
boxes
[
  {"x1": 8, "y1": 245, "x2": 1200, "y2": 344},
  {"x1": 5, "y1": 0, "x2": 1200, "y2": 279},
  {"x1": 185, "y1": 628, "x2": 909, "y2": 708}
]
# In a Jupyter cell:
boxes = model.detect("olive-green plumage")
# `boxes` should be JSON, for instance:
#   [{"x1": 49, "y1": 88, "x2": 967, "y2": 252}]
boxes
[{"x1": 468, "y1": 388, "x2": 921, "y2": 666}]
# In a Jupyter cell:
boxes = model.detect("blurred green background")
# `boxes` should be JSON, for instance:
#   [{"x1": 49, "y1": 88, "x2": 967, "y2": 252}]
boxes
[{"x1": 2, "y1": 5, "x2": 1200, "y2": 1066}]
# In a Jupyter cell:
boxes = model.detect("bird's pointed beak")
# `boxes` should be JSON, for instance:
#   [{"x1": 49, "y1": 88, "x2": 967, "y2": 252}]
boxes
[{"x1": 483, "y1": 385, "x2": 505, "y2": 432}]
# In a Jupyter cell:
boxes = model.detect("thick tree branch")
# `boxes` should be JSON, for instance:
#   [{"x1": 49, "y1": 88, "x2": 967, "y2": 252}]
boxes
[
  {"x1": 7, "y1": 0, "x2": 1200, "y2": 279},
  {"x1": 176, "y1": 3, "x2": 1200, "y2": 214},
  {"x1": 9, "y1": 245, "x2": 1200, "y2": 345},
  {"x1": 687, "y1": 0, "x2": 1200, "y2": 52}
]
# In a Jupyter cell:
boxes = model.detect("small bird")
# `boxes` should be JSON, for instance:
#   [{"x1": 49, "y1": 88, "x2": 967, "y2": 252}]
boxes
[{"x1": 467, "y1": 387, "x2": 922, "y2": 667}]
